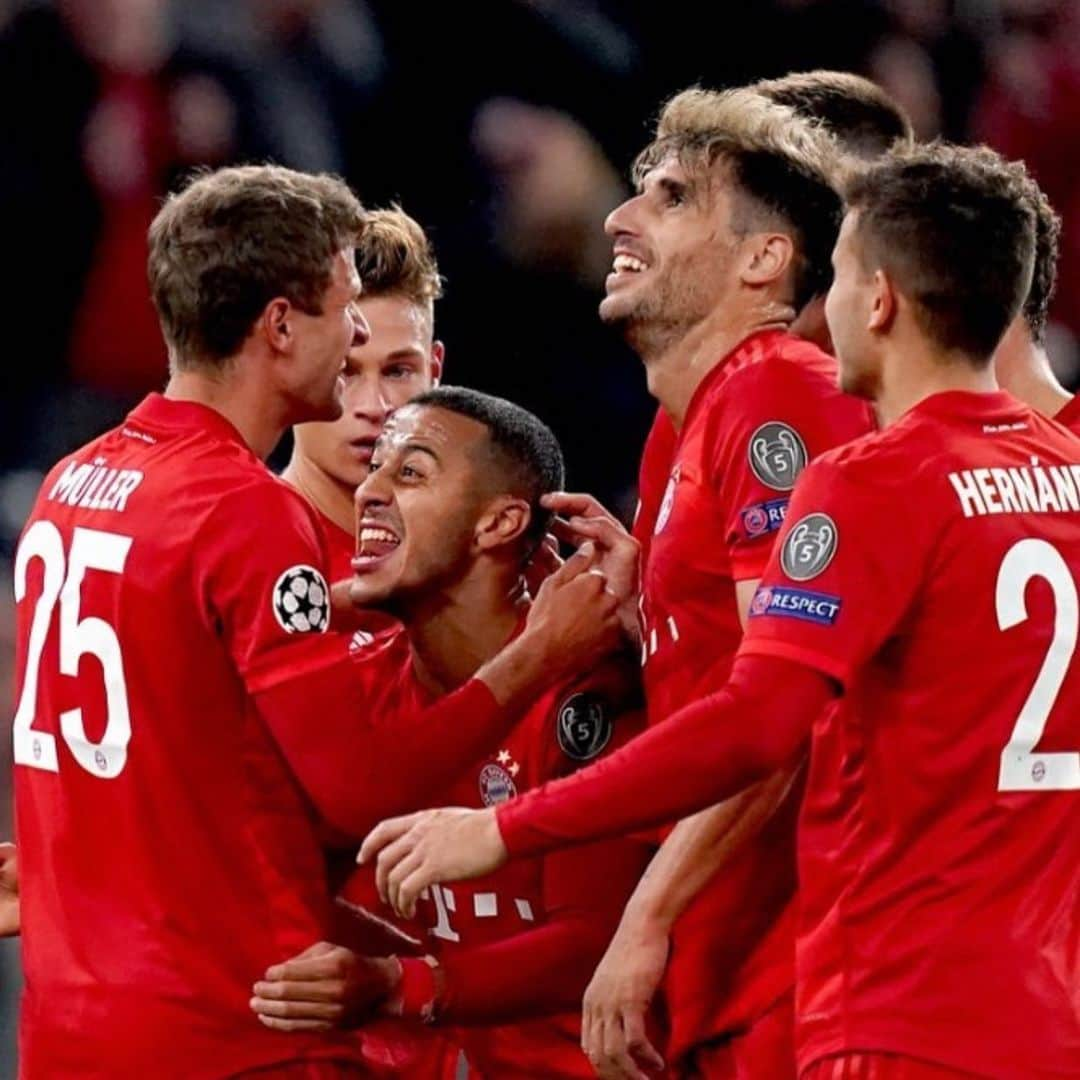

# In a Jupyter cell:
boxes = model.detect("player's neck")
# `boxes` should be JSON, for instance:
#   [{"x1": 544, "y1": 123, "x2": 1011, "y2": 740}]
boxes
[
  {"x1": 165, "y1": 364, "x2": 289, "y2": 461},
  {"x1": 405, "y1": 568, "x2": 527, "y2": 697},
  {"x1": 876, "y1": 343, "x2": 1000, "y2": 427},
  {"x1": 645, "y1": 302, "x2": 792, "y2": 430},
  {"x1": 994, "y1": 337, "x2": 1072, "y2": 420},
  {"x1": 281, "y1": 452, "x2": 354, "y2": 535}
]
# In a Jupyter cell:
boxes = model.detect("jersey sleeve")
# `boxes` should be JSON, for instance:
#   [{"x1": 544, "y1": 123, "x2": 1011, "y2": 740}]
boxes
[
  {"x1": 711, "y1": 361, "x2": 864, "y2": 582},
  {"x1": 737, "y1": 453, "x2": 933, "y2": 685},
  {"x1": 193, "y1": 477, "x2": 340, "y2": 694}
]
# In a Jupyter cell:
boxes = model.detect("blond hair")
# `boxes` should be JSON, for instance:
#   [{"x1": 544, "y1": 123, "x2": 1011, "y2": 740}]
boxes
[
  {"x1": 356, "y1": 205, "x2": 443, "y2": 311},
  {"x1": 635, "y1": 87, "x2": 843, "y2": 308}
]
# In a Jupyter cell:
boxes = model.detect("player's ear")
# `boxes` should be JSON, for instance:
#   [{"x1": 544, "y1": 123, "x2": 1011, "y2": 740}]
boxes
[
  {"x1": 261, "y1": 297, "x2": 295, "y2": 355},
  {"x1": 867, "y1": 269, "x2": 897, "y2": 333},
  {"x1": 429, "y1": 341, "x2": 445, "y2": 386},
  {"x1": 741, "y1": 232, "x2": 794, "y2": 289},
  {"x1": 474, "y1": 495, "x2": 531, "y2": 553}
]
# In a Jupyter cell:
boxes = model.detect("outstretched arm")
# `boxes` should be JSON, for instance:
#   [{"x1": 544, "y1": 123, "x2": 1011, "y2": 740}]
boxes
[
  {"x1": 257, "y1": 546, "x2": 623, "y2": 838},
  {"x1": 360, "y1": 654, "x2": 835, "y2": 915}
]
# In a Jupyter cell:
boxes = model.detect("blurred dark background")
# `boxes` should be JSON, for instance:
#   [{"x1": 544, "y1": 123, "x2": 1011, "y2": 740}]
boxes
[{"x1": 2, "y1": 0, "x2": 1078, "y2": 1066}]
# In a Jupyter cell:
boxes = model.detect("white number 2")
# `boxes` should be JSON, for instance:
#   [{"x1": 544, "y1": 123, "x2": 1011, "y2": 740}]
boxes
[
  {"x1": 996, "y1": 538, "x2": 1080, "y2": 791},
  {"x1": 13, "y1": 521, "x2": 133, "y2": 779}
]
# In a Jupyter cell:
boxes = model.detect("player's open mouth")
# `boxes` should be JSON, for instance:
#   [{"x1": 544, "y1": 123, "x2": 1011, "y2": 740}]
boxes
[
  {"x1": 606, "y1": 249, "x2": 649, "y2": 290},
  {"x1": 349, "y1": 437, "x2": 377, "y2": 462},
  {"x1": 353, "y1": 522, "x2": 401, "y2": 570},
  {"x1": 611, "y1": 253, "x2": 647, "y2": 274}
]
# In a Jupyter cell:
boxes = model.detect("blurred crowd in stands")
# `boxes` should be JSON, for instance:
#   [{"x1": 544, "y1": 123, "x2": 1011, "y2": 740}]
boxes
[{"x1": 1, "y1": 0, "x2": 1078, "y2": 1062}]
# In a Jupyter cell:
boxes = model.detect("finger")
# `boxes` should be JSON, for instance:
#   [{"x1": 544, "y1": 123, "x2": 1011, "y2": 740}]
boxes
[
  {"x1": 599, "y1": 1010, "x2": 642, "y2": 1080},
  {"x1": 581, "y1": 997, "x2": 605, "y2": 1072},
  {"x1": 541, "y1": 492, "x2": 615, "y2": 521},
  {"x1": 256, "y1": 1013, "x2": 332, "y2": 1032},
  {"x1": 547, "y1": 540, "x2": 596, "y2": 580},
  {"x1": 386, "y1": 848, "x2": 427, "y2": 917},
  {"x1": 374, "y1": 829, "x2": 425, "y2": 903},
  {"x1": 394, "y1": 862, "x2": 437, "y2": 920},
  {"x1": 622, "y1": 1008, "x2": 664, "y2": 1073},
  {"x1": 359, "y1": 813, "x2": 423, "y2": 866},
  {"x1": 252, "y1": 977, "x2": 347, "y2": 1003},
  {"x1": 250, "y1": 995, "x2": 344, "y2": 1020},
  {"x1": 264, "y1": 941, "x2": 339, "y2": 980}
]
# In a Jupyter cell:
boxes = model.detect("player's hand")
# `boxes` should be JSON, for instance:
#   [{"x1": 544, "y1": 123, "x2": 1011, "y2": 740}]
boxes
[
  {"x1": 542, "y1": 492, "x2": 641, "y2": 647},
  {"x1": 359, "y1": 807, "x2": 507, "y2": 919},
  {"x1": 0, "y1": 843, "x2": 19, "y2": 937},
  {"x1": 581, "y1": 910, "x2": 668, "y2": 1079},
  {"x1": 522, "y1": 531, "x2": 563, "y2": 600},
  {"x1": 250, "y1": 941, "x2": 397, "y2": 1031},
  {"x1": 522, "y1": 540, "x2": 622, "y2": 676}
]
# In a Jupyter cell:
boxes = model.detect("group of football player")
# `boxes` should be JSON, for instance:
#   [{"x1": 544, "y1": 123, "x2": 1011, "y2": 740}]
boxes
[{"x1": 3, "y1": 67, "x2": 1078, "y2": 1080}]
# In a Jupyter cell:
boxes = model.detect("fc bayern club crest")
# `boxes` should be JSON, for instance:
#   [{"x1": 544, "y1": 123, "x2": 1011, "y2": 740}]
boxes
[
  {"x1": 271, "y1": 564, "x2": 330, "y2": 633},
  {"x1": 556, "y1": 693, "x2": 612, "y2": 761},
  {"x1": 654, "y1": 465, "x2": 681, "y2": 534},
  {"x1": 748, "y1": 422, "x2": 808, "y2": 491},
  {"x1": 478, "y1": 763, "x2": 517, "y2": 806}
]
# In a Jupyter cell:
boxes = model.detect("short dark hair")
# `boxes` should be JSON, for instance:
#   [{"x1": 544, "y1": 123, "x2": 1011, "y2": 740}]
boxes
[
  {"x1": 149, "y1": 164, "x2": 365, "y2": 368},
  {"x1": 1019, "y1": 177, "x2": 1061, "y2": 345},
  {"x1": 634, "y1": 88, "x2": 843, "y2": 309},
  {"x1": 844, "y1": 142, "x2": 1036, "y2": 361},
  {"x1": 408, "y1": 386, "x2": 565, "y2": 551},
  {"x1": 754, "y1": 70, "x2": 914, "y2": 159}
]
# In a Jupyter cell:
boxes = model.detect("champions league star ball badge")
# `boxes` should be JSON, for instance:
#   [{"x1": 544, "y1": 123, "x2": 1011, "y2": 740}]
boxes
[
  {"x1": 748, "y1": 422, "x2": 808, "y2": 491},
  {"x1": 272, "y1": 565, "x2": 330, "y2": 633}
]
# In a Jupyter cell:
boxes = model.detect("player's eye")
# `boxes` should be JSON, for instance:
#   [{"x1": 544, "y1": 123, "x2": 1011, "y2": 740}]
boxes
[
  {"x1": 385, "y1": 365, "x2": 416, "y2": 381},
  {"x1": 400, "y1": 462, "x2": 425, "y2": 480},
  {"x1": 368, "y1": 458, "x2": 384, "y2": 474}
]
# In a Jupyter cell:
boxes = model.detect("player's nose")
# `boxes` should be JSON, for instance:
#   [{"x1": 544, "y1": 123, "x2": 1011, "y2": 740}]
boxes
[
  {"x1": 349, "y1": 304, "x2": 371, "y2": 349},
  {"x1": 604, "y1": 194, "x2": 639, "y2": 239},
  {"x1": 351, "y1": 379, "x2": 392, "y2": 423}
]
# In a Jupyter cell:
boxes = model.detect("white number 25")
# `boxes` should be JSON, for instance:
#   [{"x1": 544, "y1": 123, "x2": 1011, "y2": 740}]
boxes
[
  {"x1": 13, "y1": 520, "x2": 133, "y2": 779},
  {"x1": 996, "y1": 538, "x2": 1080, "y2": 791}
]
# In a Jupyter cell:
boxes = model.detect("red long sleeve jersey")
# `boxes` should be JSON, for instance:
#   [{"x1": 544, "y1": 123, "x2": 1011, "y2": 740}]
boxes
[
  {"x1": 631, "y1": 329, "x2": 873, "y2": 1058},
  {"x1": 337, "y1": 630, "x2": 650, "y2": 1079},
  {"x1": 741, "y1": 391, "x2": 1080, "y2": 1077},
  {"x1": 12, "y1": 395, "x2": 368, "y2": 1078}
]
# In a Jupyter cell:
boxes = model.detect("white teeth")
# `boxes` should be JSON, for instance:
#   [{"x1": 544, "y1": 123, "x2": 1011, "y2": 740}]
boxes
[
  {"x1": 613, "y1": 254, "x2": 647, "y2": 273},
  {"x1": 359, "y1": 527, "x2": 399, "y2": 546}
]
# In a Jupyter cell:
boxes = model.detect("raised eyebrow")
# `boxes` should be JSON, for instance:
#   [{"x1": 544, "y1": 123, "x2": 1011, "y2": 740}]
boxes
[
  {"x1": 657, "y1": 176, "x2": 688, "y2": 201},
  {"x1": 383, "y1": 348, "x2": 425, "y2": 363},
  {"x1": 400, "y1": 440, "x2": 441, "y2": 463}
]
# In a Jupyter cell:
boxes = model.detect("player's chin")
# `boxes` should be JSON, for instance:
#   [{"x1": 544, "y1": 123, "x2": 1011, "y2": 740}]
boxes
[{"x1": 350, "y1": 548, "x2": 404, "y2": 601}]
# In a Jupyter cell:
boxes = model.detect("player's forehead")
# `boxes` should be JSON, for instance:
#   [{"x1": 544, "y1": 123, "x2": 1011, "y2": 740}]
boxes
[
  {"x1": 330, "y1": 247, "x2": 363, "y2": 299},
  {"x1": 376, "y1": 404, "x2": 485, "y2": 458},
  {"x1": 356, "y1": 293, "x2": 432, "y2": 351}
]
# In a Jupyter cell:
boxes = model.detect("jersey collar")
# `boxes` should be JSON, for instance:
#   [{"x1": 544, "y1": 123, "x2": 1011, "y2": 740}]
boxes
[{"x1": 126, "y1": 393, "x2": 256, "y2": 453}]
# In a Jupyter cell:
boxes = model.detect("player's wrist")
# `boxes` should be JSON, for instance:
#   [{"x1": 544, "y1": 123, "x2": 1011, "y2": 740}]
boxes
[
  {"x1": 393, "y1": 955, "x2": 443, "y2": 1023},
  {"x1": 477, "y1": 631, "x2": 550, "y2": 707}
]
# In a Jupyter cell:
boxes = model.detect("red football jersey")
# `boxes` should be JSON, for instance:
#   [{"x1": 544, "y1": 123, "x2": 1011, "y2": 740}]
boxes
[
  {"x1": 319, "y1": 509, "x2": 357, "y2": 582},
  {"x1": 1055, "y1": 394, "x2": 1080, "y2": 434},
  {"x1": 12, "y1": 395, "x2": 366, "y2": 1077},
  {"x1": 631, "y1": 329, "x2": 874, "y2": 1057},
  {"x1": 337, "y1": 631, "x2": 648, "y2": 1079},
  {"x1": 740, "y1": 390, "x2": 1080, "y2": 1077}
]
